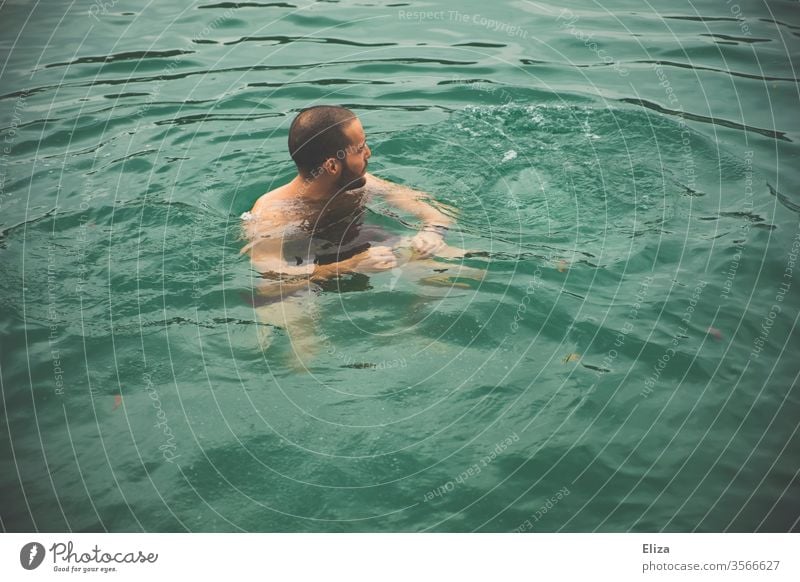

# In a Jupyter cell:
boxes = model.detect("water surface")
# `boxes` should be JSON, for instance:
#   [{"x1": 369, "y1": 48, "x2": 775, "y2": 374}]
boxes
[{"x1": 1, "y1": 0, "x2": 799, "y2": 532}]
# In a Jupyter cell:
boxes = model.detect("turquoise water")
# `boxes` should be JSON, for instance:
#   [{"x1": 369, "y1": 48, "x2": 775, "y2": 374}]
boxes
[{"x1": 1, "y1": 0, "x2": 799, "y2": 532}]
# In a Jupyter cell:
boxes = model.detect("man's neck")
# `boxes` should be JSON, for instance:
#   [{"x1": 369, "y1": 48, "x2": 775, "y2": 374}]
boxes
[
  {"x1": 291, "y1": 173, "x2": 361, "y2": 205},
  {"x1": 291, "y1": 173, "x2": 330, "y2": 202}
]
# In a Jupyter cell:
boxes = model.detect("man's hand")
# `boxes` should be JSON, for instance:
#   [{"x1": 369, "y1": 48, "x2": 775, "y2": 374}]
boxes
[
  {"x1": 349, "y1": 245, "x2": 399, "y2": 272},
  {"x1": 312, "y1": 246, "x2": 398, "y2": 281},
  {"x1": 410, "y1": 230, "x2": 446, "y2": 259}
]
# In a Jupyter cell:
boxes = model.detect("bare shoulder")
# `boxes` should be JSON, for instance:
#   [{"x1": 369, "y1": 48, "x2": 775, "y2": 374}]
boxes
[
  {"x1": 241, "y1": 184, "x2": 307, "y2": 247},
  {"x1": 364, "y1": 172, "x2": 390, "y2": 191},
  {"x1": 240, "y1": 190, "x2": 289, "y2": 256},
  {"x1": 250, "y1": 184, "x2": 291, "y2": 216},
  {"x1": 364, "y1": 172, "x2": 417, "y2": 198},
  {"x1": 244, "y1": 184, "x2": 304, "y2": 226}
]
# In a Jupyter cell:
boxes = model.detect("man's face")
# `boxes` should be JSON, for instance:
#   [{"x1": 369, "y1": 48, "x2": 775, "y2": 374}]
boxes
[{"x1": 336, "y1": 118, "x2": 371, "y2": 190}]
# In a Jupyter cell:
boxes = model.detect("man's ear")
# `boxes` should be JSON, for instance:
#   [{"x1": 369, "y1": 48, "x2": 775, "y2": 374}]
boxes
[{"x1": 323, "y1": 158, "x2": 339, "y2": 175}]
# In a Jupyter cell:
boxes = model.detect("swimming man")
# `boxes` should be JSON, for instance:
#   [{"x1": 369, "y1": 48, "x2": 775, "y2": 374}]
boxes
[{"x1": 241, "y1": 105, "x2": 477, "y2": 355}]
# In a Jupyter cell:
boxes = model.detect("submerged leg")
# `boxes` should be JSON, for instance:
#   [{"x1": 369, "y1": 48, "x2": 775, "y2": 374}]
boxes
[
  {"x1": 253, "y1": 281, "x2": 321, "y2": 370},
  {"x1": 416, "y1": 260, "x2": 486, "y2": 288},
  {"x1": 283, "y1": 292, "x2": 321, "y2": 370}
]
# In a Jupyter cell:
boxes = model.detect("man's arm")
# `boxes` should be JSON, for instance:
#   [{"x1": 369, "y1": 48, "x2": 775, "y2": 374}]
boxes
[
  {"x1": 241, "y1": 206, "x2": 396, "y2": 283},
  {"x1": 364, "y1": 172, "x2": 454, "y2": 228},
  {"x1": 364, "y1": 172, "x2": 456, "y2": 258}
]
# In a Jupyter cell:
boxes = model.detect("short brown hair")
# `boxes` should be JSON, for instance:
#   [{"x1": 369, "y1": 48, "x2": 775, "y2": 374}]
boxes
[{"x1": 288, "y1": 106, "x2": 356, "y2": 174}]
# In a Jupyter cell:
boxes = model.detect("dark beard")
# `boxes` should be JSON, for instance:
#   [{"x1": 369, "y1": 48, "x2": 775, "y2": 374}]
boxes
[{"x1": 337, "y1": 165, "x2": 366, "y2": 191}]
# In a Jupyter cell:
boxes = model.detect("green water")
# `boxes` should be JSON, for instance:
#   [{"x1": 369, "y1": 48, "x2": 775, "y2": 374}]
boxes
[{"x1": 1, "y1": 0, "x2": 799, "y2": 532}]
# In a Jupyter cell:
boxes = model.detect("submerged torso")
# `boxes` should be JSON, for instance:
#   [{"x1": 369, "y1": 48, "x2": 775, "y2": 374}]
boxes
[{"x1": 245, "y1": 186, "x2": 381, "y2": 266}]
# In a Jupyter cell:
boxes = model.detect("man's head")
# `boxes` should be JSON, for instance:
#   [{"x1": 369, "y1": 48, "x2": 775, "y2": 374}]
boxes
[{"x1": 288, "y1": 105, "x2": 371, "y2": 190}]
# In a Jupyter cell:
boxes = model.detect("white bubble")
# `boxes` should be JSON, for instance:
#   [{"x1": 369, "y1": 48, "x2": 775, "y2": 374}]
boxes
[{"x1": 502, "y1": 150, "x2": 518, "y2": 162}]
